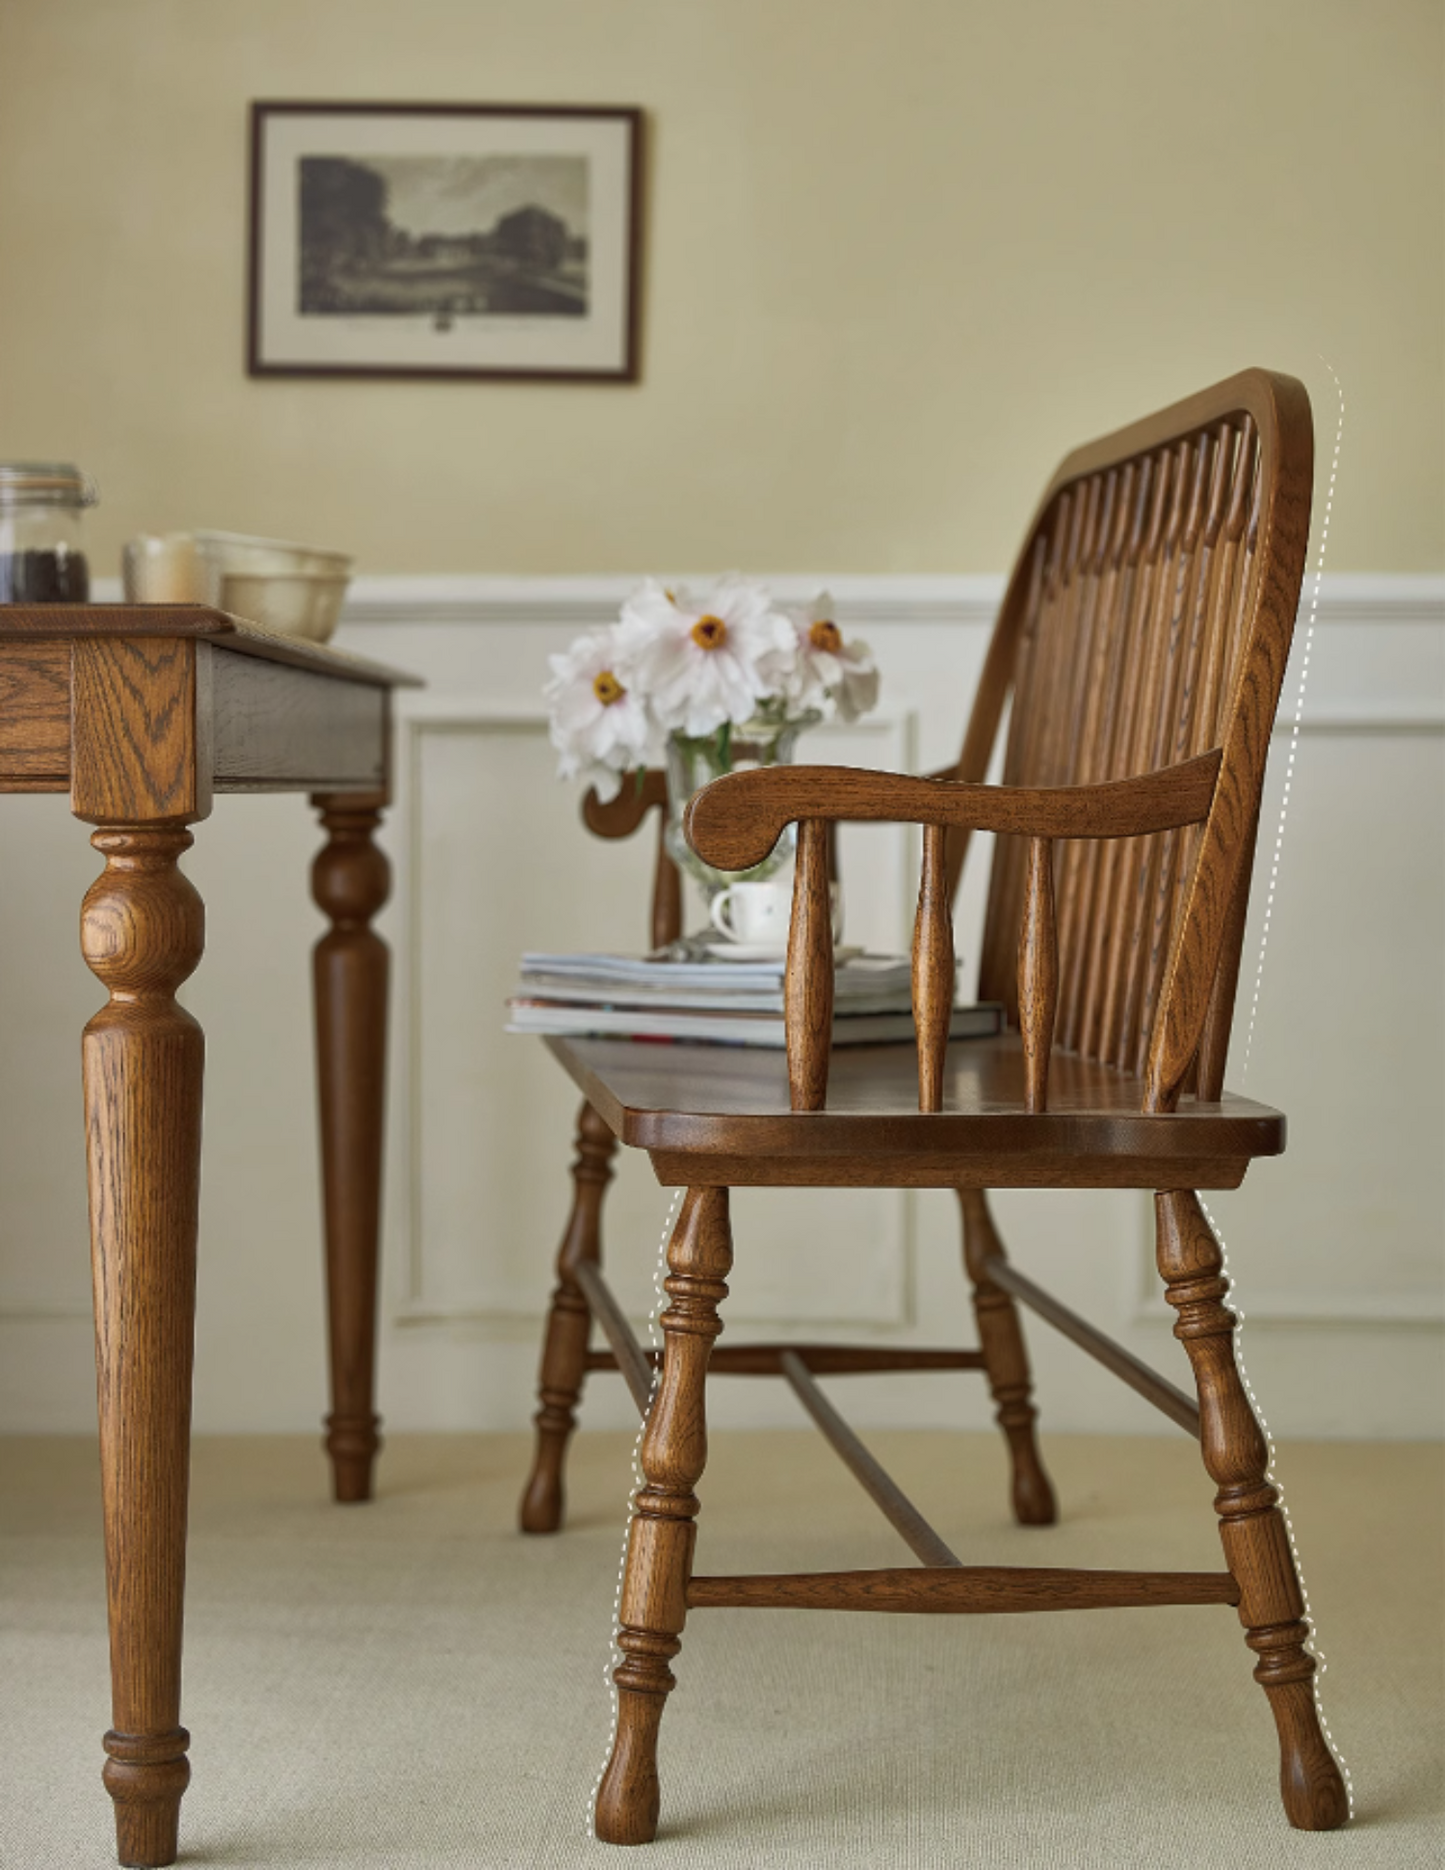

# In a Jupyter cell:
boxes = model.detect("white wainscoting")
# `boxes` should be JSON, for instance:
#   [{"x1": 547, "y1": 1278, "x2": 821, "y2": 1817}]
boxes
[{"x1": 0, "y1": 575, "x2": 1439, "y2": 1442}]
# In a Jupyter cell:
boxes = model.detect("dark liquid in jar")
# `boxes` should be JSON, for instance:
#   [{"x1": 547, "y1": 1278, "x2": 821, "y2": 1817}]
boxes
[{"x1": 0, "y1": 548, "x2": 90, "y2": 602}]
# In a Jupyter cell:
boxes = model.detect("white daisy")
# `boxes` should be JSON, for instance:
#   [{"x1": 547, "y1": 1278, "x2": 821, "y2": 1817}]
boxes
[
  {"x1": 623, "y1": 577, "x2": 796, "y2": 737},
  {"x1": 544, "y1": 623, "x2": 653, "y2": 801},
  {"x1": 776, "y1": 592, "x2": 881, "y2": 722}
]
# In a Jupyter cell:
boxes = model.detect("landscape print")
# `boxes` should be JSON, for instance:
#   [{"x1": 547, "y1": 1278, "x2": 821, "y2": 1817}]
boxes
[{"x1": 298, "y1": 153, "x2": 589, "y2": 323}]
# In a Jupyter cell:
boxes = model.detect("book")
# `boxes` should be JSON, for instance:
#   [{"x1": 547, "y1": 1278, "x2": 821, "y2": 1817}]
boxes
[
  {"x1": 508, "y1": 956, "x2": 1002, "y2": 1048},
  {"x1": 515, "y1": 949, "x2": 916, "y2": 1008}
]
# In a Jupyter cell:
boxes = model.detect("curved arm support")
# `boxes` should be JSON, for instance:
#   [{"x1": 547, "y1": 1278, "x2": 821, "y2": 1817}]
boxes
[
  {"x1": 582, "y1": 769, "x2": 668, "y2": 839},
  {"x1": 684, "y1": 750, "x2": 1222, "y2": 874}
]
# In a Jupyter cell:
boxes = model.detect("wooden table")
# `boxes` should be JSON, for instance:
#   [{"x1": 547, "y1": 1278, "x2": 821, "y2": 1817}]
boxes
[{"x1": 0, "y1": 606, "x2": 416, "y2": 1868}]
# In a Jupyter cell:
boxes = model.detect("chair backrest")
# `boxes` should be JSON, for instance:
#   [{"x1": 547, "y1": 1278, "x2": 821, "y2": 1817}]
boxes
[{"x1": 948, "y1": 369, "x2": 1314, "y2": 1110}]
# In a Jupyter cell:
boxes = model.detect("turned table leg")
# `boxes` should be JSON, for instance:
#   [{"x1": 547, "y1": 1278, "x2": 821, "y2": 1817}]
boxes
[
  {"x1": 82, "y1": 824, "x2": 205, "y2": 1868},
  {"x1": 311, "y1": 792, "x2": 391, "y2": 1504}
]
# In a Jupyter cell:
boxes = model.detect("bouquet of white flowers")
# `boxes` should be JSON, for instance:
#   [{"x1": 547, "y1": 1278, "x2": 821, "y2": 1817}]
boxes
[{"x1": 544, "y1": 577, "x2": 879, "y2": 804}]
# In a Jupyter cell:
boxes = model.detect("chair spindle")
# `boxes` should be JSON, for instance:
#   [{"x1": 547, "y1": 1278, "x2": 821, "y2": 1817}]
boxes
[
  {"x1": 786, "y1": 818, "x2": 834, "y2": 1111},
  {"x1": 1018, "y1": 835, "x2": 1058, "y2": 1113},
  {"x1": 912, "y1": 822, "x2": 954, "y2": 1112}
]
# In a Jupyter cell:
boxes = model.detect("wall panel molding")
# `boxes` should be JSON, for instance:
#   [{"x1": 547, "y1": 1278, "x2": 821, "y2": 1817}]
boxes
[{"x1": 334, "y1": 570, "x2": 1445, "y2": 641}]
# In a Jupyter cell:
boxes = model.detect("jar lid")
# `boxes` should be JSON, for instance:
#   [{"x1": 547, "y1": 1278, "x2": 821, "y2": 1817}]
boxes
[{"x1": 0, "y1": 462, "x2": 98, "y2": 507}]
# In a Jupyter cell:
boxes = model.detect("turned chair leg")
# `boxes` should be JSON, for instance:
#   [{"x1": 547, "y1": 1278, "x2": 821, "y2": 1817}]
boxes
[
  {"x1": 520, "y1": 1101, "x2": 618, "y2": 1533},
  {"x1": 958, "y1": 1190, "x2": 1056, "y2": 1525},
  {"x1": 596, "y1": 1187, "x2": 732, "y2": 1845},
  {"x1": 1156, "y1": 1190, "x2": 1348, "y2": 1830}
]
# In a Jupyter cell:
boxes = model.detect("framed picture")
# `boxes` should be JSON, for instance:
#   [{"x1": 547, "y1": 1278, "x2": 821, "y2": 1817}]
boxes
[{"x1": 248, "y1": 102, "x2": 642, "y2": 382}]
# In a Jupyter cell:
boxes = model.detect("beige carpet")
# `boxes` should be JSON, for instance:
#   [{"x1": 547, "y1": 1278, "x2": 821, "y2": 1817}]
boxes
[{"x1": 2, "y1": 1429, "x2": 1440, "y2": 1868}]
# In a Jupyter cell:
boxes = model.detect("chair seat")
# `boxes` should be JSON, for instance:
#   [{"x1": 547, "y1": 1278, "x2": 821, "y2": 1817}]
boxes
[{"x1": 546, "y1": 1032, "x2": 1284, "y2": 1190}]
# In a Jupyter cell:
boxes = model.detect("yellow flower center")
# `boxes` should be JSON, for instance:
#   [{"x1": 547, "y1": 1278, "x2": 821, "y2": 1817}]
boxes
[
  {"x1": 691, "y1": 614, "x2": 729, "y2": 650},
  {"x1": 592, "y1": 669, "x2": 625, "y2": 705},
  {"x1": 808, "y1": 618, "x2": 843, "y2": 653}
]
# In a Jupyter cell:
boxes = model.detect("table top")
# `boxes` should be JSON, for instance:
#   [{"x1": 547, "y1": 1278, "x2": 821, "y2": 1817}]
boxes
[
  {"x1": 0, "y1": 604, "x2": 419, "y2": 688},
  {"x1": 0, "y1": 604, "x2": 416, "y2": 799}
]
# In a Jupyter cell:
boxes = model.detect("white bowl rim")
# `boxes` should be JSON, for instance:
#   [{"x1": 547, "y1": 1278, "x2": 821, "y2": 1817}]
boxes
[
  {"x1": 194, "y1": 528, "x2": 352, "y2": 567},
  {"x1": 220, "y1": 570, "x2": 352, "y2": 586}
]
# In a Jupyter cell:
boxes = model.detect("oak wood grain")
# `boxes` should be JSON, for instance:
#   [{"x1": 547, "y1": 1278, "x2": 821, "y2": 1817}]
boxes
[
  {"x1": 525, "y1": 370, "x2": 1332, "y2": 1849},
  {"x1": 687, "y1": 1565, "x2": 1241, "y2": 1614},
  {"x1": 587, "y1": 1343, "x2": 987, "y2": 1376},
  {"x1": 912, "y1": 823, "x2": 954, "y2": 1112},
  {"x1": 0, "y1": 608, "x2": 410, "y2": 1867},
  {"x1": 82, "y1": 823, "x2": 205, "y2": 1868},
  {"x1": 785, "y1": 819, "x2": 834, "y2": 1110},
  {"x1": 545, "y1": 1033, "x2": 1285, "y2": 1168},
  {"x1": 521, "y1": 1102, "x2": 621, "y2": 1530},
  {"x1": 72, "y1": 638, "x2": 208, "y2": 826},
  {"x1": 1017, "y1": 836, "x2": 1058, "y2": 1112},
  {"x1": 779, "y1": 1351, "x2": 961, "y2": 1567},
  {"x1": 574, "y1": 1256, "x2": 653, "y2": 1413},
  {"x1": 983, "y1": 1250, "x2": 1200, "y2": 1435},
  {"x1": 596, "y1": 1190, "x2": 733, "y2": 1846},
  {"x1": 0, "y1": 640, "x2": 71, "y2": 783},
  {"x1": 686, "y1": 749, "x2": 1222, "y2": 873},
  {"x1": 311, "y1": 793, "x2": 391, "y2": 1503},
  {"x1": 1156, "y1": 1191, "x2": 1348, "y2": 1829},
  {"x1": 0, "y1": 602, "x2": 413, "y2": 687},
  {"x1": 958, "y1": 1190, "x2": 1056, "y2": 1523}
]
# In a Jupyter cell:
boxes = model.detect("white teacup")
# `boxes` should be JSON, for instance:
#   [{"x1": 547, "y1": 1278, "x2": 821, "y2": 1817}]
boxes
[
  {"x1": 709, "y1": 880, "x2": 791, "y2": 947},
  {"x1": 709, "y1": 878, "x2": 844, "y2": 948}
]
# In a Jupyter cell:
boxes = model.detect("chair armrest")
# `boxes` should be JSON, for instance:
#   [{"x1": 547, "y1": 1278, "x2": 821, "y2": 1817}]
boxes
[
  {"x1": 683, "y1": 750, "x2": 1221, "y2": 872},
  {"x1": 683, "y1": 749, "x2": 1222, "y2": 1117}
]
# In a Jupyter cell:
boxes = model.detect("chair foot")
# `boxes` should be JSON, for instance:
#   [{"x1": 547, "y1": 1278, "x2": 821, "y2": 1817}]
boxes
[
  {"x1": 1156, "y1": 1190, "x2": 1348, "y2": 1832},
  {"x1": 519, "y1": 1100, "x2": 617, "y2": 1534},
  {"x1": 595, "y1": 1663, "x2": 674, "y2": 1844},
  {"x1": 1249, "y1": 1639, "x2": 1351, "y2": 1828},
  {"x1": 1000, "y1": 1420, "x2": 1057, "y2": 1526},
  {"x1": 958, "y1": 1191, "x2": 1057, "y2": 1526},
  {"x1": 518, "y1": 1451, "x2": 566, "y2": 1535}
]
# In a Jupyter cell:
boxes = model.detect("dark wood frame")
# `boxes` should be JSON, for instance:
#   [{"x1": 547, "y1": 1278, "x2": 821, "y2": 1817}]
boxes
[{"x1": 247, "y1": 101, "x2": 643, "y2": 383}]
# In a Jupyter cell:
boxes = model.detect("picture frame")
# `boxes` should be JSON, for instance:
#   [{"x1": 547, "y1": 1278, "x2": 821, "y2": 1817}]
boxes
[{"x1": 247, "y1": 102, "x2": 642, "y2": 382}]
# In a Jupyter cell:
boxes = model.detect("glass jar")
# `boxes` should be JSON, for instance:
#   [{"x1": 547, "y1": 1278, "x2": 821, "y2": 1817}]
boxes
[{"x1": 0, "y1": 462, "x2": 96, "y2": 602}]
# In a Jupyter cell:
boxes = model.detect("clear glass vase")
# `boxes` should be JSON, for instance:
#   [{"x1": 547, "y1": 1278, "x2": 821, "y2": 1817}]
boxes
[{"x1": 663, "y1": 713, "x2": 818, "y2": 947}]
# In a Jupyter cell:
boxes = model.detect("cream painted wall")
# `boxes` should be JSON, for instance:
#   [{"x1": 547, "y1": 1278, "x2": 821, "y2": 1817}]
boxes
[
  {"x1": 0, "y1": 5, "x2": 1441, "y2": 1443},
  {"x1": 0, "y1": 0, "x2": 1441, "y2": 576}
]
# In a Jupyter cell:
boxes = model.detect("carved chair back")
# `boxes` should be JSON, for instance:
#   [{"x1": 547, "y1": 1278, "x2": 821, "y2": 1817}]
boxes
[
  {"x1": 682, "y1": 371, "x2": 1314, "y2": 1116},
  {"x1": 951, "y1": 371, "x2": 1313, "y2": 1110}
]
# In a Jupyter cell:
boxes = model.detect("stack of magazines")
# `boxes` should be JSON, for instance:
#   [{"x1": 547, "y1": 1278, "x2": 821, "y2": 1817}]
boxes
[{"x1": 506, "y1": 951, "x2": 1003, "y2": 1049}]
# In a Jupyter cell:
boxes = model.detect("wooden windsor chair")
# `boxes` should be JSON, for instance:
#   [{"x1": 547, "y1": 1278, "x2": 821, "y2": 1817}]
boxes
[{"x1": 517, "y1": 368, "x2": 1349, "y2": 1845}]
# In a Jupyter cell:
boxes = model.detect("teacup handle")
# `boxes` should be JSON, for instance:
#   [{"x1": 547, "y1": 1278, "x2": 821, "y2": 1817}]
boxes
[{"x1": 708, "y1": 888, "x2": 740, "y2": 939}]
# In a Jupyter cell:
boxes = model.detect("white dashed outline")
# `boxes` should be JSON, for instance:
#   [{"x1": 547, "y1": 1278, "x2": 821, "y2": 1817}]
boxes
[{"x1": 1210, "y1": 358, "x2": 1353, "y2": 1818}]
